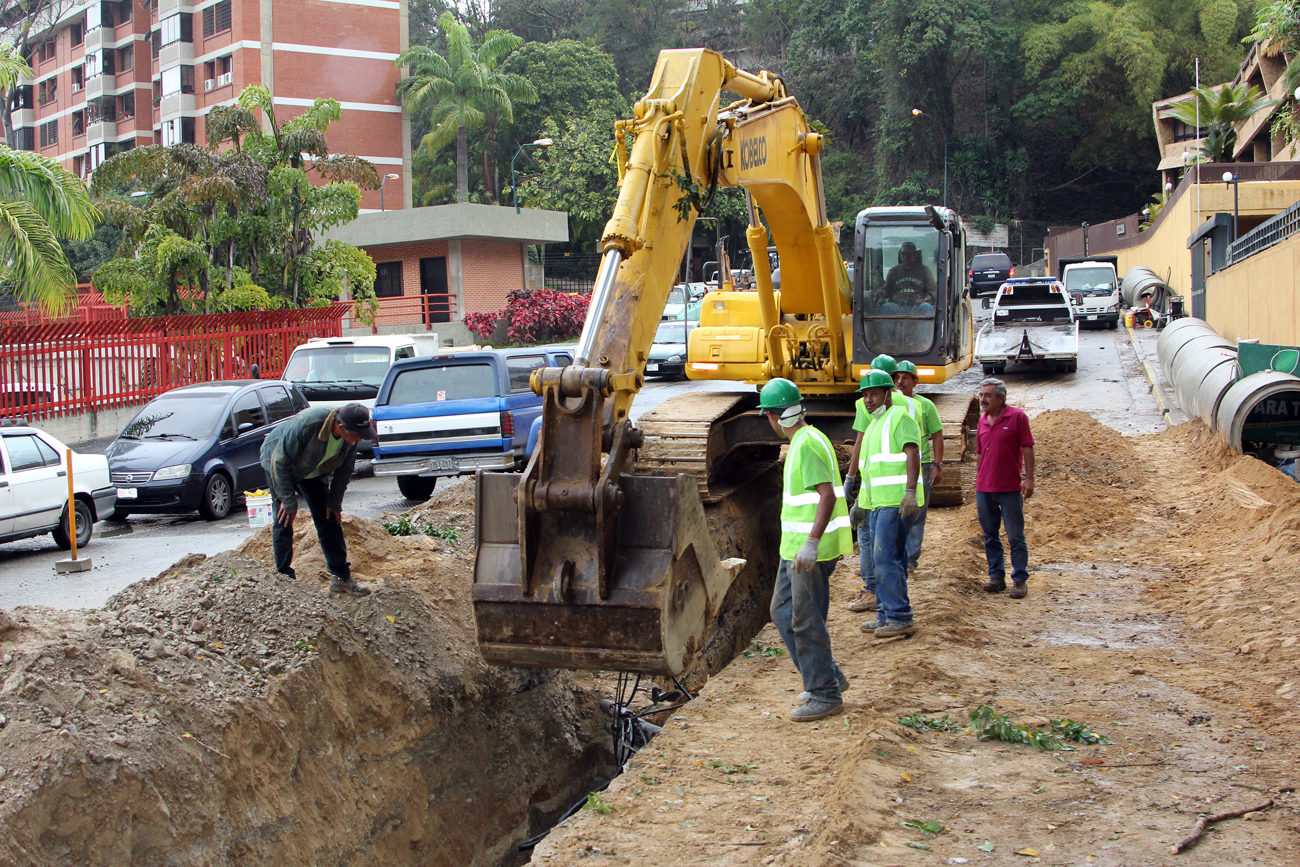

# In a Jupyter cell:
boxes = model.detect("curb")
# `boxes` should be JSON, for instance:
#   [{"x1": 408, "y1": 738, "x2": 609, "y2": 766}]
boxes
[{"x1": 1125, "y1": 321, "x2": 1176, "y2": 425}]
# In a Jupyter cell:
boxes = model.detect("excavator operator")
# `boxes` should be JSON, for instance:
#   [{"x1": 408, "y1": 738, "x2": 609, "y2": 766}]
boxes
[{"x1": 879, "y1": 242, "x2": 936, "y2": 313}]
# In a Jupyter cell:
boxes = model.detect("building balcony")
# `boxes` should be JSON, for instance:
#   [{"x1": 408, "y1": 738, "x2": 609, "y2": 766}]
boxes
[
  {"x1": 158, "y1": 0, "x2": 185, "y2": 17},
  {"x1": 159, "y1": 92, "x2": 195, "y2": 118},
  {"x1": 87, "y1": 120, "x2": 118, "y2": 145},
  {"x1": 85, "y1": 25, "x2": 108, "y2": 54},
  {"x1": 85, "y1": 73, "x2": 116, "y2": 101},
  {"x1": 10, "y1": 107, "x2": 34, "y2": 128},
  {"x1": 159, "y1": 41, "x2": 195, "y2": 67}
]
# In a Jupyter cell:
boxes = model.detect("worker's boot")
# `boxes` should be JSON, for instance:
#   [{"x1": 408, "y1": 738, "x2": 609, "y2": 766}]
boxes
[
  {"x1": 847, "y1": 590, "x2": 877, "y2": 612},
  {"x1": 329, "y1": 576, "x2": 371, "y2": 597},
  {"x1": 1009, "y1": 582, "x2": 1028, "y2": 599},
  {"x1": 983, "y1": 578, "x2": 1006, "y2": 593}
]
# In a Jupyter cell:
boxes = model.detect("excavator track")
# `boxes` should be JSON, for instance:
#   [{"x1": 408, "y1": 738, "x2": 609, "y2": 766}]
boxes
[
  {"x1": 923, "y1": 392, "x2": 980, "y2": 506},
  {"x1": 636, "y1": 391, "x2": 778, "y2": 504}
]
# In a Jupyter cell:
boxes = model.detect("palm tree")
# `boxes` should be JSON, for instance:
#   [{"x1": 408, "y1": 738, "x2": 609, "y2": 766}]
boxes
[
  {"x1": 395, "y1": 12, "x2": 535, "y2": 203},
  {"x1": 0, "y1": 48, "x2": 96, "y2": 313},
  {"x1": 1169, "y1": 82, "x2": 1279, "y2": 163}
]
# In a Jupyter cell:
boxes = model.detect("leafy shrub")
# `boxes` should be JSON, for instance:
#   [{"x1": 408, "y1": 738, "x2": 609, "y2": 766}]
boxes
[{"x1": 463, "y1": 288, "x2": 591, "y2": 344}]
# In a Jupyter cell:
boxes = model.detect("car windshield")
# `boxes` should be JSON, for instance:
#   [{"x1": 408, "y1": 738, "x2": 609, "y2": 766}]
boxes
[
  {"x1": 1065, "y1": 267, "x2": 1116, "y2": 295},
  {"x1": 282, "y1": 346, "x2": 392, "y2": 387},
  {"x1": 120, "y1": 395, "x2": 229, "y2": 439},
  {"x1": 859, "y1": 225, "x2": 940, "y2": 355},
  {"x1": 654, "y1": 320, "x2": 695, "y2": 344},
  {"x1": 388, "y1": 363, "x2": 496, "y2": 405}
]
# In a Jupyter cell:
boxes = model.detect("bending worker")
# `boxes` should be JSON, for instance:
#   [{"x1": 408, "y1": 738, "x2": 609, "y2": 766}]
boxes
[
  {"x1": 892, "y1": 360, "x2": 944, "y2": 569},
  {"x1": 260, "y1": 402, "x2": 374, "y2": 597},
  {"x1": 847, "y1": 369, "x2": 922, "y2": 637},
  {"x1": 758, "y1": 378, "x2": 853, "y2": 723}
]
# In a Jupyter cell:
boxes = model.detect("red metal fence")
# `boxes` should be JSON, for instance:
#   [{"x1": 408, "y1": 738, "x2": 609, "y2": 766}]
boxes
[
  {"x1": 0, "y1": 284, "x2": 128, "y2": 326},
  {"x1": 0, "y1": 305, "x2": 350, "y2": 421},
  {"x1": 357, "y1": 292, "x2": 461, "y2": 333}
]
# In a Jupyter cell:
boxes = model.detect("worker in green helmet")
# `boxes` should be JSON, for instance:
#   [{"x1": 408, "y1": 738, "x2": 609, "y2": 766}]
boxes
[
  {"x1": 842, "y1": 353, "x2": 897, "y2": 613},
  {"x1": 892, "y1": 360, "x2": 944, "y2": 569},
  {"x1": 757, "y1": 377, "x2": 853, "y2": 722},
  {"x1": 845, "y1": 367, "x2": 923, "y2": 638}
]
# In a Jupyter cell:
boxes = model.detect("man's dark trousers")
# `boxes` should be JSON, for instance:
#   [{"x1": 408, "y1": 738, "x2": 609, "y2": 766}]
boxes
[
  {"x1": 976, "y1": 490, "x2": 1028, "y2": 585},
  {"x1": 269, "y1": 476, "x2": 351, "y2": 581}
]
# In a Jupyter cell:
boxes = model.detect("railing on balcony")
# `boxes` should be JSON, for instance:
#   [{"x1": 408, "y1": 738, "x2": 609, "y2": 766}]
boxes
[{"x1": 1228, "y1": 199, "x2": 1300, "y2": 266}]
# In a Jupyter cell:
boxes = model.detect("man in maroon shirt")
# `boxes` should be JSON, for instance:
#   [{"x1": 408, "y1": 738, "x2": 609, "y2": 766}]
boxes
[{"x1": 975, "y1": 378, "x2": 1035, "y2": 599}]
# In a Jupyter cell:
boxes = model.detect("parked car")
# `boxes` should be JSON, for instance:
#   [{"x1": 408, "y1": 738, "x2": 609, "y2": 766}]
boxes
[
  {"x1": 968, "y1": 252, "x2": 1014, "y2": 297},
  {"x1": 105, "y1": 380, "x2": 310, "y2": 520},
  {"x1": 370, "y1": 345, "x2": 575, "y2": 500},
  {"x1": 0, "y1": 419, "x2": 115, "y2": 549},
  {"x1": 281, "y1": 334, "x2": 465, "y2": 453},
  {"x1": 647, "y1": 318, "x2": 697, "y2": 379}
]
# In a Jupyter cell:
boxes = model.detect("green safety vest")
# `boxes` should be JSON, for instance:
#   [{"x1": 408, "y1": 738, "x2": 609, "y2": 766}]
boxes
[
  {"x1": 780, "y1": 425, "x2": 854, "y2": 561},
  {"x1": 858, "y1": 403, "x2": 924, "y2": 510},
  {"x1": 897, "y1": 393, "x2": 941, "y2": 464}
]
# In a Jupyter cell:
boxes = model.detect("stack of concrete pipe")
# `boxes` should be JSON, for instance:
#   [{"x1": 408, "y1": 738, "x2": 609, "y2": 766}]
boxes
[
  {"x1": 1158, "y1": 317, "x2": 1300, "y2": 454},
  {"x1": 1157, "y1": 318, "x2": 1237, "y2": 427},
  {"x1": 1122, "y1": 266, "x2": 1172, "y2": 313}
]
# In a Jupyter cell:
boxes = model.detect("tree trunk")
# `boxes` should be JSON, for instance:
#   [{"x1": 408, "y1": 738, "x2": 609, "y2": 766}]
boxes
[
  {"x1": 457, "y1": 122, "x2": 469, "y2": 202},
  {"x1": 482, "y1": 147, "x2": 492, "y2": 204},
  {"x1": 490, "y1": 122, "x2": 500, "y2": 205}
]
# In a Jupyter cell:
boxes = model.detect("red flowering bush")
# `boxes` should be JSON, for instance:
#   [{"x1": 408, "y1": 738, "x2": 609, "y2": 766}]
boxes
[{"x1": 463, "y1": 288, "x2": 591, "y2": 345}]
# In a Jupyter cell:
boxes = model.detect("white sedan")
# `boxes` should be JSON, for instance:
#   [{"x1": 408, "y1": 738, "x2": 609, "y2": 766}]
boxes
[{"x1": 0, "y1": 420, "x2": 115, "y2": 550}]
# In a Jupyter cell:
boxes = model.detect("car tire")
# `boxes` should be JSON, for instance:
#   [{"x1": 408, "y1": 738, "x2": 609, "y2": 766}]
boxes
[
  {"x1": 1107, "y1": 319, "x2": 1118, "y2": 330},
  {"x1": 397, "y1": 475, "x2": 437, "y2": 501},
  {"x1": 52, "y1": 498, "x2": 93, "y2": 550},
  {"x1": 199, "y1": 473, "x2": 233, "y2": 521},
  {"x1": 982, "y1": 364, "x2": 997, "y2": 375}
]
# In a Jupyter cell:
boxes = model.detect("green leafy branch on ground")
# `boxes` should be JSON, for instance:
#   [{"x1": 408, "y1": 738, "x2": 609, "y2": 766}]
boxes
[
  {"x1": 381, "y1": 514, "x2": 462, "y2": 543},
  {"x1": 897, "y1": 713, "x2": 961, "y2": 733},
  {"x1": 968, "y1": 705, "x2": 1112, "y2": 751},
  {"x1": 742, "y1": 640, "x2": 784, "y2": 658}
]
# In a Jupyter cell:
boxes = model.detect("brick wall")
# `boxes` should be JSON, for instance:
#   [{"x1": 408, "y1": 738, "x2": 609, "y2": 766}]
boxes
[{"x1": 462, "y1": 239, "x2": 525, "y2": 314}]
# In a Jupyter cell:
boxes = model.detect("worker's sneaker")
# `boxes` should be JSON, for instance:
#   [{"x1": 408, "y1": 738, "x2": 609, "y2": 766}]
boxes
[
  {"x1": 983, "y1": 578, "x2": 1007, "y2": 593},
  {"x1": 1009, "y1": 582, "x2": 1028, "y2": 599},
  {"x1": 847, "y1": 590, "x2": 877, "y2": 612},
  {"x1": 874, "y1": 621, "x2": 916, "y2": 639},
  {"x1": 790, "y1": 697, "x2": 843, "y2": 722},
  {"x1": 329, "y1": 576, "x2": 371, "y2": 597},
  {"x1": 860, "y1": 617, "x2": 886, "y2": 634},
  {"x1": 795, "y1": 669, "x2": 850, "y2": 706}
]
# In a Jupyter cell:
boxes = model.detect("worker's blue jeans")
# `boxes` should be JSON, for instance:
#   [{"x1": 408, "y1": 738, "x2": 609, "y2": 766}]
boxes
[
  {"x1": 770, "y1": 558, "x2": 843, "y2": 703},
  {"x1": 905, "y1": 462, "x2": 933, "y2": 569},
  {"x1": 871, "y1": 506, "x2": 913, "y2": 625},
  {"x1": 977, "y1": 490, "x2": 1029, "y2": 585},
  {"x1": 857, "y1": 510, "x2": 875, "y2": 594}
]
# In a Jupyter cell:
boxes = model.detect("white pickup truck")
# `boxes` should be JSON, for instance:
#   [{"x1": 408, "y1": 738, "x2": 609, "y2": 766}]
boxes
[{"x1": 976, "y1": 278, "x2": 1079, "y2": 375}]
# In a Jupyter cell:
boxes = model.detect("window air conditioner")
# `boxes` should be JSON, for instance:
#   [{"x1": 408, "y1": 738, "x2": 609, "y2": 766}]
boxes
[
  {"x1": 203, "y1": 79, "x2": 215, "y2": 92},
  {"x1": 217, "y1": 72, "x2": 232, "y2": 87}
]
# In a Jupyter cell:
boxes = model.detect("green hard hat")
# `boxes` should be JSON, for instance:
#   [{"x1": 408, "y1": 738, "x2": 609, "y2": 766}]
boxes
[
  {"x1": 758, "y1": 378, "x2": 802, "y2": 411},
  {"x1": 870, "y1": 354, "x2": 898, "y2": 374},
  {"x1": 859, "y1": 369, "x2": 895, "y2": 391},
  {"x1": 895, "y1": 360, "x2": 918, "y2": 376}
]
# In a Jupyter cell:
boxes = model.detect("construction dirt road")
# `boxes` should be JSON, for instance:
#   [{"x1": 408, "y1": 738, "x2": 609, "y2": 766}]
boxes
[{"x1": 2, "y1": 407, "x2": 1299, "y2": 865}]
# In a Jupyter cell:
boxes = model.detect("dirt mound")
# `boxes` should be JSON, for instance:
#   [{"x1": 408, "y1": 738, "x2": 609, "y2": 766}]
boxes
[
  {"x1": 0, "y1": 516, "x2": 613, "y2": 866},
  {"x1": 1030, "y1": 408, "x2": 1140, "y2": 487}
]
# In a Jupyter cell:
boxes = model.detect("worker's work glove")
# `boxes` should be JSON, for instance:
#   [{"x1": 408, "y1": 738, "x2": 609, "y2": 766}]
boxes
[
  {"x1": 850, "y1": 503, "x2": 865, "y2": 534},
  {"x1": 793, "y1": 537, "x2": 820, "y2": 573},
  {"x1": 843, "y1": 474, "x2": 860, "y2": 504},
  {"x1": 901, "y1": 488, "x2": 919, "y2": 519}
]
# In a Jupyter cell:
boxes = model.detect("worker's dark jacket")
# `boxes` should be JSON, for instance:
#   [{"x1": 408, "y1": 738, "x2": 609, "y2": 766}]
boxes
[{"x1": 259, "y1": 406, "x2": 357, "y2": 514}]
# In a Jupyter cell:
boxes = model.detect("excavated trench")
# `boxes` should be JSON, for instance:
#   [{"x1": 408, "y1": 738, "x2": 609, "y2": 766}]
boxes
[{"x1": 0, "y1": 468, "x2": 783, "y2": 866}]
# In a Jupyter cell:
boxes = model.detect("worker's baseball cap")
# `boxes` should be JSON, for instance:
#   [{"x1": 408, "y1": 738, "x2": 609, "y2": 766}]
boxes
[{"x1": 337, "y1": 403, "x2": 375, "y2": 439}]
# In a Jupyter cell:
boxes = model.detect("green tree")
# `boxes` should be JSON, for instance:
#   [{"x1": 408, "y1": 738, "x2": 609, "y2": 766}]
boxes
[
  {"x1": 1249, "y1": 0, "x2": 1300, "y2": 148},
  {"x1": 0, "y1": 46, "x2": 96, "y2": 312},
  {"x1": 1168, "y1": 81, "x2": 1277, "y2": 162},
  {"x1": 517, "y1": 104, "x2": 622, "y2": 246},
  {"x1": 396, "y1": 11, "x2": 535, "y2": 202}
]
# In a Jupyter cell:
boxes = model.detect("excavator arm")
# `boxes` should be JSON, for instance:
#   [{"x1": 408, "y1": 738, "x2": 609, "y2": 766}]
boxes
[{"x1": 473, "y1": 50, "x2": 812, "y2": 676}]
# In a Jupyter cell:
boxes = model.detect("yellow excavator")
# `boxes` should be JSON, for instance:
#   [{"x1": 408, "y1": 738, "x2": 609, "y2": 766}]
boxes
[{"x1": 473, "y1": 48, "x2": 976, "y2": 679}]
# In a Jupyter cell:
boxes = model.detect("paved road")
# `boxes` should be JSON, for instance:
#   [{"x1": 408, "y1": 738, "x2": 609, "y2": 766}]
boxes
[{"x1": 0, "y1": 317, "x2": 1162, "y2": 610}]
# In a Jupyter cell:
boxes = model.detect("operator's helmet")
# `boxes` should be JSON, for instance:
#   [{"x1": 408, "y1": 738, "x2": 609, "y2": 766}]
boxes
[
  {"x1": 858, "y1": 369, "x2": 895, "y2": 392},
  {"x1": 870, "y1": 354, "x2": 898, "y2": 375}
]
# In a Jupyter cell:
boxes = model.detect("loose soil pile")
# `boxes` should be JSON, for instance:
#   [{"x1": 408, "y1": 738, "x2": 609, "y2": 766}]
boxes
[
  {"x1": 532, "y1": 409, "x2": 1300, "y2": 865},
  {"x1": 0, "y1": 517, "x2": 613, "y2": 866}
]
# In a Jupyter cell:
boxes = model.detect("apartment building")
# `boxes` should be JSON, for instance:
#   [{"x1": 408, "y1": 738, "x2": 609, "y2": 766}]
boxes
[{"x1": 13, "y1": 0, "x2": 411, "y2": 211}]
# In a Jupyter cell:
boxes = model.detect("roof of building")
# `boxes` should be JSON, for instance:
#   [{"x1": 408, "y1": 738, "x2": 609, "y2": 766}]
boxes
[{"x1": 319, "y1": 202, "x2": 569, "y2": 249}]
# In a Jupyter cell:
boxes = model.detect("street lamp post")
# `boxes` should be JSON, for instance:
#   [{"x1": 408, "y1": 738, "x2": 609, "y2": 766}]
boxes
[
  {"x1": 379, "y1": 173, "x2": 400, "y2": 212},
  {"x1": 910, "y1": 108, "x2": 947, "y2": 207},
  {"x1": 1081, "y1": 222, "x2": 1090, "y2": 257},
  {"x1": 512, "y1": 138, "x2": 553, "y2": 213},
  {"x1": 1223, "y1": 171, "x2": 1239, "y2": 243}
]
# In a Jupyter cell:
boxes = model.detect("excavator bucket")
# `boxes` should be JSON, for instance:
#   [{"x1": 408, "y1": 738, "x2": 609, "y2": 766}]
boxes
[{"x1": 473, "y1": 469, "x2": 745, "y2": 676}]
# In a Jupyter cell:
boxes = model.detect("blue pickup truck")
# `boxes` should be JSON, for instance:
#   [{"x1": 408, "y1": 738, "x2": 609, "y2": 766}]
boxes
[{"x1": 370, "y1": 346, "x2": 574, "y2": 500}]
